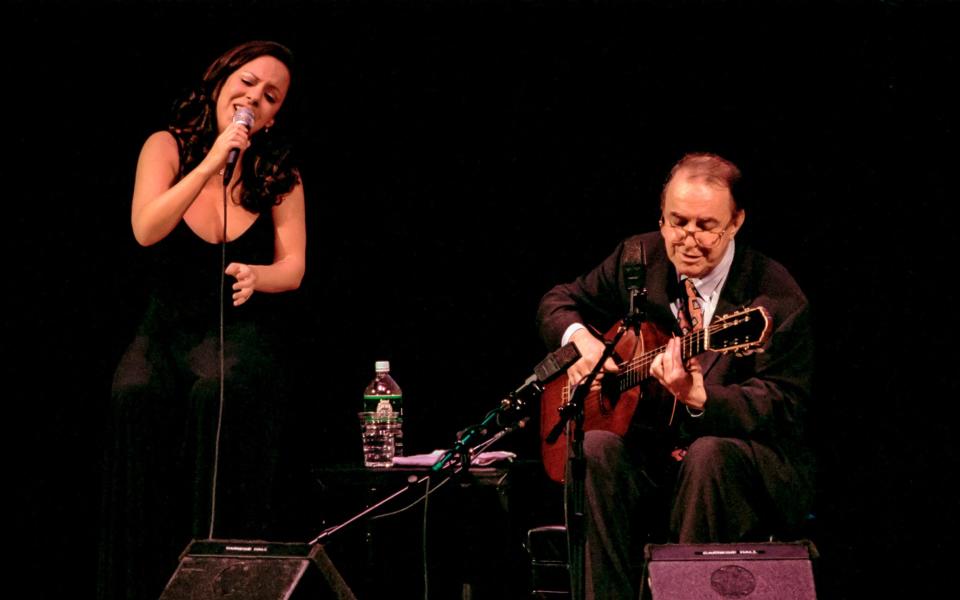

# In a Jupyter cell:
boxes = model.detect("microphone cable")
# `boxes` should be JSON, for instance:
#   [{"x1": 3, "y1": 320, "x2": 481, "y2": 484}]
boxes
[
  {"x1": 206, "y1": 108, "x2": 253, "y2": 539},
  {"x1": 206, "y1": 170, "x2": 230, "y2": 539}
]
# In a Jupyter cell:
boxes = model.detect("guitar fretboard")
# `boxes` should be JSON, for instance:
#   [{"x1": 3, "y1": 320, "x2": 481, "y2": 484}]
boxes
[
  {"x1": 616, "y1": 327, "x2": 706, "y2": 392},
  {"x1": 559, "y1": 307, "x2": 765, "y2": 399},
  {"x1": 616, "y1": 309, "x2": 765, "y2": 392}
]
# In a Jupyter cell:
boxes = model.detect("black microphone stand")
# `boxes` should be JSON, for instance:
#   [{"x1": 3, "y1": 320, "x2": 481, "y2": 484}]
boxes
[{"x1": 545, "y1": 283, "x2": 647, "y2": 600}]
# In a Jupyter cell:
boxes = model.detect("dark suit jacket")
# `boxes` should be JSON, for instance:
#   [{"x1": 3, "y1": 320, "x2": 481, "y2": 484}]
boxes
[{"x1": 536, "y1": 231, "x2": 815, "y2": 527}]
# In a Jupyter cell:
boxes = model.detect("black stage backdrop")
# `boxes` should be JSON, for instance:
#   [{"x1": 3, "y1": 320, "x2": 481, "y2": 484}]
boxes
[{"x1": 7, "y1": 1, "x2": 959, "y2": 598}]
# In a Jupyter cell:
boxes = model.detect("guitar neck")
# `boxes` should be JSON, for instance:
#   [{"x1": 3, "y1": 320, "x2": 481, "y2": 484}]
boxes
[
  {"x1": 611, "y1": 306, "x2": 770, "y2": 393},
  {"x1": 616, "y1": 328, "x2": 707, "y2": 393}
]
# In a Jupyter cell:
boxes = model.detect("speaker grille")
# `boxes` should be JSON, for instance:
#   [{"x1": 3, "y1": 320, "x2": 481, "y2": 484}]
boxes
[
  {"x1": 161, "y1": 556, "x2": 310, "y2": 600},
  {"x1": 643, "y1": 541, "x2": 817, "y2": 600},
  {"x1": 159, "y1": 539, "x2": 356, "y2": 600}
]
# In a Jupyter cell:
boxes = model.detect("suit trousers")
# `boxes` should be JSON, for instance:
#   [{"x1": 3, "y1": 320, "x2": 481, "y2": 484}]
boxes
[{"x1": 582, "y1": 431, "x2": 773, "y2": 599}]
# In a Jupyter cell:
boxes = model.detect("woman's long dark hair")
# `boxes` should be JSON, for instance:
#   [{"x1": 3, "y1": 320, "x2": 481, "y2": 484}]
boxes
[{"x1": 169, "y1": 40, "x2": 300, "y2": 213}]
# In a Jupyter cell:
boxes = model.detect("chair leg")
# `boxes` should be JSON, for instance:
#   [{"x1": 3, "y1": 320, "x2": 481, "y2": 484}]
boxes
[{"x1": 525, "y1": 525, "x2": 570, "y2": 598}]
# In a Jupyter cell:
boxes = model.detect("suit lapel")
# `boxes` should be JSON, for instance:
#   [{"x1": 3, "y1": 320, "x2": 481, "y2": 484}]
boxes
[{"x1": 700, "y1": 244, "x2": 756, "y2": 380}]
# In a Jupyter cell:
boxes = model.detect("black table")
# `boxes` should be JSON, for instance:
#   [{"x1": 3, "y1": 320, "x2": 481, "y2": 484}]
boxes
[{"x1": 302, "y1": 460, "x2": 563, "y2": 600}]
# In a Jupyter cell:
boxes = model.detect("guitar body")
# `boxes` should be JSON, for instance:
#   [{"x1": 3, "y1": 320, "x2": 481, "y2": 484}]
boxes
[{"x1": 540, "y1": 321, "x2": 673, "y2": 484}]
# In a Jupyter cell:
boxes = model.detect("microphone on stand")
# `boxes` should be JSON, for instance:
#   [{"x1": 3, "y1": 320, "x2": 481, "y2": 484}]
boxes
[
  {"x1": 623, "y1": 239, "x2": 646, "y2": 292},
  {"x1": 506, "y1": 342, "x2": 582, "y2": 406},
  {"x1": 622, "y1": 239, "x2": 647, "y2": 326},
  {"x1": 223, "y1": 107, "x2": 255, "y2": 184},
  {"x1": 534, "y1": 342, "x2": 582, "y2": 384}
]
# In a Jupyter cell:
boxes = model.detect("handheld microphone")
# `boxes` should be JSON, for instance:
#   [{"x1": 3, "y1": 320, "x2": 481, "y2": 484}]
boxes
[{"x1": 223, "y1": 107, "x2": 255, "y2": 184}]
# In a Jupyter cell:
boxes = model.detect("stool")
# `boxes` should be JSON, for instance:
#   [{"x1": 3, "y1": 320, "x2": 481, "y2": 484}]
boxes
[{"x1": 525, "y1": 525, "x2": 570, "y2": 598}]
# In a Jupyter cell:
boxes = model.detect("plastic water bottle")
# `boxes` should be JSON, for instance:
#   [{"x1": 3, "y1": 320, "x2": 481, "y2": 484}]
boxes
[{"x1": 363, "y1": 360, "x2": 403, "y2": 456}]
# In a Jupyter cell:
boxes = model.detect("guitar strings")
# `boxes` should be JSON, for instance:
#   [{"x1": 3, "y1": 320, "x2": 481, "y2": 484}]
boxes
[
  {"x1": 564, "y1": 310, "x2": 761, "y2": 397},
  {"x1": 616, "y1": 316, "x2": 750, "y2": 389}
]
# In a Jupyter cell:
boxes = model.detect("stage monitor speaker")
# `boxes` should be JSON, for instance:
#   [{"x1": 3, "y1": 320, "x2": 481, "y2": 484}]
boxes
[
  {"x1": 642, "y1": 540, "x2": 818, "y2": 600},
  {"x1": 159, "y1": 539, "x2": 357, "y2": 600}
]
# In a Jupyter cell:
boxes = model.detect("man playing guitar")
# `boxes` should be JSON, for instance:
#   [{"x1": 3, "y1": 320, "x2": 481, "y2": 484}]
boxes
[{"x1": 536, "y1": 152, "x2": 815, "y2": 598}]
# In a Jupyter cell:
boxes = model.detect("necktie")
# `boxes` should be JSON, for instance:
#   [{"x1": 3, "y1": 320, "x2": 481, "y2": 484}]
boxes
[
  {"x1": 670, "y1": 278, "x2": 706, "y2": 435},
  {"x1": 677, "y1": 278, "x2": 703, "y2": 334}
]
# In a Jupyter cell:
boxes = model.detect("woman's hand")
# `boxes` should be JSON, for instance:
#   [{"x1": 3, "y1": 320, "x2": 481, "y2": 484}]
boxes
[
  {"x1": 225, "y1": 262, "x2": 258, "y2": 306},
  {"x1": 206, "y1": 120, "x2": 252, "y2": 173}
]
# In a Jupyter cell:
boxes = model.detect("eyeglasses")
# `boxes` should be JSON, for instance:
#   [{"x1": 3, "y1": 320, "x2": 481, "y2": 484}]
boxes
[{"x1": 659, "y1": 216, "x2": 730, "y2": 249}]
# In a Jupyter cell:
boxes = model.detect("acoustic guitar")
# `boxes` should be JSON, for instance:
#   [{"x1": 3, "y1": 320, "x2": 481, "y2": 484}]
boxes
[{"x1": 539, "y1": 305, "x2": 772, "y2": 483}]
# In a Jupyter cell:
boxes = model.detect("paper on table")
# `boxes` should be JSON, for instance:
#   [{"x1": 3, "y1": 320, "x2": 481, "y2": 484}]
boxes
[{"x1": 392, "y1": 449, "x2": 516, "y2": 467}]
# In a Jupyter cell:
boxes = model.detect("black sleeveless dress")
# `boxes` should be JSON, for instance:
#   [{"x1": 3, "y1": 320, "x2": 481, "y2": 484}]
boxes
[{"x1": 98, "y1": 212, "x2": 289, "y2": 600}]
